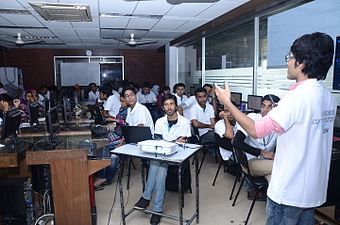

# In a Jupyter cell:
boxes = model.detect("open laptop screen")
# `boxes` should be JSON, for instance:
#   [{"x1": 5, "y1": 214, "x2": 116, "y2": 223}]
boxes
[{"x1": 121, "y1": 126, "x2": 153, "y2": 144}]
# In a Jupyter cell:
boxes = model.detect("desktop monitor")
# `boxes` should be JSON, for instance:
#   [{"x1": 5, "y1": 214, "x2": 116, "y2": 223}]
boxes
[
  {"x1": 230, "y1": 92, "x2": 242, "y2": 107},
  {"x1": 1, "y1": 108, "x2": 22, "y2": 142},
  {"x1": 46, "y1": 106, "x2": 60, "y2": 141},
  {"x1": 247, "y1": 95, "x2": 262, "y2": 111},
  {"x1": 28, "y1": 102, "x2": 40, "y2": 125},
  {"x1": 62, "y1": 97, "x2": 73, "y2": 123}
]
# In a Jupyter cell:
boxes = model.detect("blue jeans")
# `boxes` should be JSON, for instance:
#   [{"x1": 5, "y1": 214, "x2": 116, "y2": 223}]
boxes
[
  {"x1": 266, "y1": 197, "x2": 315, "y2": 225},
  {"x1": 97, "y1": 146, "x2": 119, "y2": 184},
  {"x1": 143, "y1": 160, "x2": 168, "y2": 212}
]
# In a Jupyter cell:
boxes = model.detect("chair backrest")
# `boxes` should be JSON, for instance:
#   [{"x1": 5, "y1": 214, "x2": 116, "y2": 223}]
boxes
[
  {"x1": 214, "y1": 133, "x2": 233, "y2": 151},
  {"x1": 233, "y1": 147, "x2": 251, "y2": 174}
]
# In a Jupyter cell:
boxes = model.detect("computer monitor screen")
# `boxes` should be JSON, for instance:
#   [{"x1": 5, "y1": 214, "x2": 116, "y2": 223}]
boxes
[
  {"x1": 46, "y1": 106, "x2": 60, "y2": 140},
  {"x1": 1, "y1": 108, "x2": 22, "y2": 141},
  {"x1": 247, "y1": 95, "x2": 262, "y2": 111},
  {"x1": 28, "y1": 102, "x2": 40, "y2": 125},
  {"x1": 230, "y1": 92, "x2": 242, "y2": 106},
  {"x1": 63, "y1": 97, "x2": 73, "y2": 123}
]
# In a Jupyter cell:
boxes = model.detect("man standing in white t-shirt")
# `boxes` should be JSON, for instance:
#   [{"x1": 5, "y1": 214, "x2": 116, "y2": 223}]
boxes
[{"x1": 215, "y1": 32, "x2": 336, "y2": 224}]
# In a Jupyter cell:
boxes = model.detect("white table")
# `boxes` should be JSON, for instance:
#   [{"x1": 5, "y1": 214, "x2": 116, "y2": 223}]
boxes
[{"x1": 112, "y1": 143, "x2": 201, "y2": 225}]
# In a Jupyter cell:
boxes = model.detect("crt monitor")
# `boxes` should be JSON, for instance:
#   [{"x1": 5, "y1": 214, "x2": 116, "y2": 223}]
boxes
[
  {"x1": 247, "y1": 95, "x2": 262, "y2": 111},
  {"x1": 1, "y1": 108, "x2": 22, "y2": 142},
  {"x1": 46, "y1": 106, "x2": 60, "y2": 141},
  {"x1": 28, "y1": 102, "x2": 40, "y2": 125},
  {"x1": 230, "y1": 92, "x2": 242, "y2": 107}
]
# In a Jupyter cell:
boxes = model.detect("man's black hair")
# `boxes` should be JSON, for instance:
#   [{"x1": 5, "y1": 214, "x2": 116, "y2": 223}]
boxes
[
  {"x1": 0, "y1": 93, "x2": 13, "y2": 103},
  {"x1": 203, "y1": 83, "x2": 213, "y2": 89},
  {"x1": 99, "y1": 84, "x2": 113, "y2": 97},
  {"x1": 173, "y1": 83, "x2": 185, "y2": 93},
  {"x1": 122, "y1": 85, "x2": 136, "y2": 96},
  {"x1": 89, "y1": 82, "x2": 97, "y2": 87},
  {"x1": 290, "y1": 32, "x2": 334, "y2": 80},
  {"x1": 161, "y1": 93, "x2": 177, "y2": 106},
  {"x1": 263, "y1": 94, "x2": 280, "y2": 104},
  {"x1": 164, "y1": 86, "x2": 170, "y2": 91},
  {"x1": 142, "y1": 82, "x2": 151, "y2": 88},
  {"x1": 195, "y1": 87, "x2": 207, "y2": 96}
]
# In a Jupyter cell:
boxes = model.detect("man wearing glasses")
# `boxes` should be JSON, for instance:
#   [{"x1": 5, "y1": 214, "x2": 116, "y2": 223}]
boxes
[
  {"x1": 215, "y1": 32, "x2": 336, "y2": 224},
  {"x1": 233, "y1": 94, "x2": 280, "y2": 201}
]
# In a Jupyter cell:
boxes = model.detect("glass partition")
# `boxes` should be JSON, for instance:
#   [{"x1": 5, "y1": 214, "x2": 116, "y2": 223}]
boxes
[{"x1": 177, "y1": 39, "x2": 202, "y2": 95}]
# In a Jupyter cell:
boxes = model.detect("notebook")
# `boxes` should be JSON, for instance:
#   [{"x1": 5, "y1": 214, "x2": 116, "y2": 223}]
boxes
[{"x1": 121, "y1": 126, "x2": 153, "y2": 144}]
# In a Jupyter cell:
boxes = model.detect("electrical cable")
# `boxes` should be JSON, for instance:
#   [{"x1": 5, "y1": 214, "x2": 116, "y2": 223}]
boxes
[
  {"x1": 106, "y1": 177, "x2": 119, "y2": 225},
  {"x1": 34, "y1": 213, "x2": 54, "y2": 225}
]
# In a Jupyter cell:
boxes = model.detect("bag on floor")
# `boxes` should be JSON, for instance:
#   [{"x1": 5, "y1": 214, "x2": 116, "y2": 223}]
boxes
[{"x1": 165, "y1": 159, "x2": 191, "y2": 192}]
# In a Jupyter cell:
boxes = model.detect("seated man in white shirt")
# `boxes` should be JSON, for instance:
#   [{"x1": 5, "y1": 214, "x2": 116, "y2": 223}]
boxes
[
  {"x1": 214, "y1": 103, "x2": 237, "y2": 161},
  {"x1": 136, "y1": 82, "x2": 159, "y2": 122},
  {"x1": 88, "y1": 82, "x2": 99, "y2": 105},
  {"x1": 134, "y1": 93, "x2": 191, "y2": 225},
  {"x1": 99, "y1": 85, "x2": 121, "y2": 119},
  {"x1": 233, "y1": 94, "x2": 280, "y2": 200},
  {"x1": 190, "y1": 87, "x2": 217, "y2": 157}
]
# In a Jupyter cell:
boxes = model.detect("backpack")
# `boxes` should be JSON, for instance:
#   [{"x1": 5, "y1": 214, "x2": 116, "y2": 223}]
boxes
[{"x1": 165, "y1": 159, "x2": 191, "y2": 192}]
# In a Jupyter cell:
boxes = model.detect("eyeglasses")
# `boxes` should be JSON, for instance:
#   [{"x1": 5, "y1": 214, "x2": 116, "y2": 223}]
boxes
[{"x1": 285, "y1": 54, "x2": 295, "y2": 62}]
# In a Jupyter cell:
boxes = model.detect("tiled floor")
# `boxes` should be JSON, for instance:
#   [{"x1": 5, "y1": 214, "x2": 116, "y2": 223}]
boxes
[{"x1": 95, "y1": 155, "x2": 337, "y2": 225}]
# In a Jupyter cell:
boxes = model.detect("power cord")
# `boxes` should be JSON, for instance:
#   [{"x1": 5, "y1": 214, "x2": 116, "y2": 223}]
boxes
[
  {"x1": 34, "y1": 213, "x2": 54, "y2": 225},
  {"x1": 106, "y1": 177, "x2": 119, "y2": 225}
]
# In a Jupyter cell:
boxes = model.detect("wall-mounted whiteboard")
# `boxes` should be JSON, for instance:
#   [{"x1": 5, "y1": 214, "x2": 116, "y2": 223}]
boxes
[{"x1": 60, "y1": 62, "x2": 100, "y2": 86}]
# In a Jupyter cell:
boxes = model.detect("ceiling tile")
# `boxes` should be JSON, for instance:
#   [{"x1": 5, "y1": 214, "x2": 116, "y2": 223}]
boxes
[
  {"x1": 152, "y1": 19, "x2": 187, "y2": 31},
  {"x1": 145, "y1": 30, "x2": 184, "y2": 39},
  {"x1": 0, "y1": 16, "x2": 13, "y2": 26},
  {"x1": 133, "y1": 0, "x2": 174, "y2": 15},
  {"x1": 126, "y1": 18, "x2": 159, "y2": 30},
  {"x1": 0, "y1": 14, "x2": 43, "y2": 27},
  {"x1": 76, "y1": 28, "x2": 99, "y2": 38},
  {"x1": 196, "y1": 0, "x2": 249, "y2": 18},
  {"x1": 1, "y1": 0, "x2": 27, "y2": 9},
  {"x1": 100, "y1": 17, "x2": 129, "y2": 29},
  {"x1": 165, "y1": 3, "x2": 214, "y2": 17},
  {"x1": 99, "y1": 0, "x2": 137, "y2": 14}
]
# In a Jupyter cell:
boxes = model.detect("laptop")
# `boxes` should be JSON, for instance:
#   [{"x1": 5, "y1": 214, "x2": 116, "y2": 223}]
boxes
[{"x1": 121, "y1": 126, "x2": 153, "y2": 144}]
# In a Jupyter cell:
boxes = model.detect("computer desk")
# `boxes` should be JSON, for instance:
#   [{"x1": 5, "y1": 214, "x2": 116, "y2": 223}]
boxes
[{"x1": 112, "y1": 144, "x2": 201, "y2": 225}]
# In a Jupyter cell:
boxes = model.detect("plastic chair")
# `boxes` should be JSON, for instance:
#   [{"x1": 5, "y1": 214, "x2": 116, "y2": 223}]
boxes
[{"x1": 231, "y1": 147, "x2": 268, "y2": 225}]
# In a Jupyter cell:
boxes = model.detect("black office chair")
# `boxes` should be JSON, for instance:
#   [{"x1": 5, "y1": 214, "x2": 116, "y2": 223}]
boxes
[
  {"x1": 190, "y1": 126, "x2": 218, "y2": 174},
  {"x1": 231, "y1": 147, "x2": 268, "y2": 225}
]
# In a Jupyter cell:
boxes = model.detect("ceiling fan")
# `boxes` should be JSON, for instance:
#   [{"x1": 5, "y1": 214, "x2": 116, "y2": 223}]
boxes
[
  {"x1": 0, "y1": 32, "x2": 44, "y2": 46},
  {"x1": 111, "y1": 34, "x2": 158, "y2": 47}
]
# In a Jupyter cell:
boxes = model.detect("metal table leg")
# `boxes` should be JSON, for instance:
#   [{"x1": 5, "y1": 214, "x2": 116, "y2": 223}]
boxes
[
  {"x1": 196, "y1": 154, "x2": 200, "y2": 223},
  {"x1": 118, "y1": 158, "x2": 126, "y2": 225},
  {"x1": 177, "y1": 164, "x2": 183, "y2": 225}
]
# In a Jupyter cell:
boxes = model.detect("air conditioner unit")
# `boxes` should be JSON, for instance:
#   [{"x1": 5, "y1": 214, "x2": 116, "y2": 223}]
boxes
[{"x1": 29, "y1": 2, "x2": 92, "y2": 22}]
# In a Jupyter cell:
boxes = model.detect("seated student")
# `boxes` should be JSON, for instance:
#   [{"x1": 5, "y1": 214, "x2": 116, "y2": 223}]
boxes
[
  {"x1": 38, "y1": 85, "x2": 50, "y2": 107},
  {"x1": 190, "y1": 87, "x2": 217, "y2": 157},
  {"x1": 214, "y1": 103, "x2": 237, "y2": 161},
  {"x1": 233, "y1": 94, "x2": 280, "y2": 200},
  {"x1": 88, "y1": 82, "x2": 99, "y2": 105},
  {"x1": 134, "y1": 93, "x2": 191, "y2": 225},
  {"x1": 124, "y1": 85, "x2": 154, "y2": 130},
  {"x1": 137, "y1": 82, "x2": 159, "y2": 122},
  {"x1": 99, "y1": 84, "x2": 121, "y2": 120},
  {"x1": 94, "y1": 95, "x2": 128, "y2": 190},
  {"x1": 19, "y1": 90, "x2": 35, "y2": 119},
  {"x1": 203, "y1": 83, "x2": 218, "y2": 113}
]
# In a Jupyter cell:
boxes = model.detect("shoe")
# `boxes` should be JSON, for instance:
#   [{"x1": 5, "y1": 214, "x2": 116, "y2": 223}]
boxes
[
  {"x1": 247, "y1": 191, "x2": 257, "y2": 200},
  {"x1": 134, "y1": 197, "x2": 150, "y2": 210},
  {"x1": 256, "y1": 191, "x2": 267, "y2": 201},
  {"x1": 150, "y1": 213, "x2": 162, "y2": 225},
  {"x1": 94, "y1": 186, "x2": 104, "y2": 191}
]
